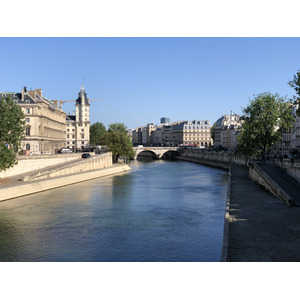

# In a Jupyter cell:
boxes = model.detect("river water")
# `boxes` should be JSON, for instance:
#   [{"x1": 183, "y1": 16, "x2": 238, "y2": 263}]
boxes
[{"x1": 0, "y1": 160, "x2": 228, "y2": 262}]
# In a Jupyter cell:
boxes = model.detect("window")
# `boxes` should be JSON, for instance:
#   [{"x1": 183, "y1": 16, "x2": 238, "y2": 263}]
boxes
[
  {"x1": 72, "y1": 129, "x2": 75, "y2": 132},
  {"x1": 26, "y1": 127, "x2": 30, "y2": 136},
  {"x1": 26, "y1": 118, "x2": 30, "y2": 123},
  {"x1": 82, "y1": 141, "x2": 84, "y2": 144},
  {"x1": 81, "y1": 134, "x2": 84, "y2": 139},
  {"x1": 67, "y1": 124, "x2": 69, "y2": 127},
  {"x1": 67, "y1": 135, "x2": 69, "y2": 138},
  {"x1": 26, "y1": 108, "x2": 30, "y2": 114},
  {"x1": 85, "y1": 124, "x2": 87, "y2": 127},
  {"x1": 67, "y1": 129, "x2": 69, "y2": 132},
  {"x1": 26, "y1": 100, "x2": 30, "y2": 103},
  {"x1": 81, "y1": 129, "x2": 84, "y2": 132},
  {"x1": 26, "y1": 143, "x2": 30, "y2": 150},
  {"x1": 72, "y1": 135, "x2": 75, "y2": 138}
]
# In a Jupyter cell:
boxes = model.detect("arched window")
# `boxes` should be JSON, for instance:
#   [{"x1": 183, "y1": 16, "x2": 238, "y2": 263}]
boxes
[
  {"x1": 26, "y1": 127, "x2": 30, "y2": 136},
  {"x1": 26, "y1": 143, "x2": 30, "y2": 150}
]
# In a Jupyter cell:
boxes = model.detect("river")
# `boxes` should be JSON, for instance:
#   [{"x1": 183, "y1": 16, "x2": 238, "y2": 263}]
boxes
[{"x1": 0, "y1": 159, "x2": 228, "y2": 262}]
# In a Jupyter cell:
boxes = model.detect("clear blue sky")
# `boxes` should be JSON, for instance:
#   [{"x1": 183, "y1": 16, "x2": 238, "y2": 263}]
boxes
[{"x1": 1, "y1": 37, "x2": 300, "y2": 129}]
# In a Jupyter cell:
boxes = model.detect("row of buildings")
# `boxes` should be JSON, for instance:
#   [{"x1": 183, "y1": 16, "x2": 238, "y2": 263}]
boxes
[
  {"x1": 132, "y1": 108, "x2": 300, "y2": 158},
  {"x1": 0, "y1": 86, "x2": 91, "y2": 155},
  {"x1": 132, "y1": 118, "x2": 213, "y2": 148}
]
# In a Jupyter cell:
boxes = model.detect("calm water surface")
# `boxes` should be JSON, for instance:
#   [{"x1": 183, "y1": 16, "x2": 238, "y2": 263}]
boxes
[{"x1": 0, "y1": 160, "x2": 228, "y2": 261}]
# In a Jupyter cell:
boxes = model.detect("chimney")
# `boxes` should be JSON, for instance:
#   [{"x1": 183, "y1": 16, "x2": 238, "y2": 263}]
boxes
[
  {"x1": 35, "y1": 89, "x2": 42, "y2": 97},
  {"x1": 28, "y1": 90, "x2": 37, "y2": 100},
  {"x1": 21, "y1": 86, "x2": 27, "y2": 101}
]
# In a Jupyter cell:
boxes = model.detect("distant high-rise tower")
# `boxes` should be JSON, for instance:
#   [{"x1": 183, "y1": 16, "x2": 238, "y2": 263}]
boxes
[{"x1": 160, "y1": 117, "x2": 170, "y2": 124}]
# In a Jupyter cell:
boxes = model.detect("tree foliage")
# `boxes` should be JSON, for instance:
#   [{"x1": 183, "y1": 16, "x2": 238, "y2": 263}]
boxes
[
  {"x1": 288, "y1": 70, "x2": 300, "y2": 116},
  {"x1": 107, "y1": 122, "x2": 128, "y2": 133},
  {"x1": 90, "y1": 122, "x2": 106, "y2": 146},
  {"x1": 0, "y1": 96, "x2": 25, "y2": 171},
  {"x1": 103, "y1": 123, "x2": 135, "y2": 162},
  {"x1": 236, "y1": 93, "x2": 295, "y2": 159}
]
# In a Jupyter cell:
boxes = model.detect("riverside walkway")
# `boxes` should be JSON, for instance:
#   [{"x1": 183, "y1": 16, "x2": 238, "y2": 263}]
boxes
[{"x1": 228, "y1": 163, "x2": 300, "y2": 261}]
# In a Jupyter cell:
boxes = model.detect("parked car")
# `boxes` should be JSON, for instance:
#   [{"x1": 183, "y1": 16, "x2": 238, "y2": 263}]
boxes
[
  {"x1": 82, "y1": 153, "x2": 91, "y2": 158},
  {"x1": 59, "y1": 148, "x2": 73, "y2": 154}
]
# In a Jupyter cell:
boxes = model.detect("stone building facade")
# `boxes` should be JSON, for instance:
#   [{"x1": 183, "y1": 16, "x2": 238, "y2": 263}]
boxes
[
  {"x1": 0, "y1": 87, "x2": 66, "y2": 154},
  {"x1": 214, "y1": 113, "x2": 242, "y2": 150},
  {"x1": 132, "y1": 120, "x2": 212, "y2": 147},
  {"x1": 65, "y1": 85, "x2": 90, "y2": 150}
]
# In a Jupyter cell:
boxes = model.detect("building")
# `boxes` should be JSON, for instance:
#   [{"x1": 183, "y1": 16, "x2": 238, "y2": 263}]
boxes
[
  {"x1": 65, "y1": 85, "x2": 91, "y2": 150},
  {"x1": 0, "y1": 87, "x2": 66, "y2": 154},
  {"x1": 214, "y1": 113, "x2": 242, "y2": 150},
  {"x1": 132, "y1": 119, "x2": 213, "y2": 147},
  {"x1": 172, "y1": 120, "x2": 212, "y2": 147},
  {"x1": 132, "y1": 127, "x2": 143, "y2": 146},
  {"x1": 160, "y1": 117, "x2": 170, "y2": 124}
]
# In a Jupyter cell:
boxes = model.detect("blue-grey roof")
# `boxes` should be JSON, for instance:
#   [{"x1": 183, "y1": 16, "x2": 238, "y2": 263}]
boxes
[
  {"x1": 215, "y1": 116, "x2": 225, "y2": 128},
  {"x1": 76, "y1": 85, "x2": 90, "y2": 106},
  {"x1": 67, "y1": 115, "x2": 76, "y2": 121}
]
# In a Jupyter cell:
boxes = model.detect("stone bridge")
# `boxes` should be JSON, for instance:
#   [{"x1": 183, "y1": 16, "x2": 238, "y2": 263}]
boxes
[{"x1": 132, "y1": 147, "x2": 180, "y2": 159}]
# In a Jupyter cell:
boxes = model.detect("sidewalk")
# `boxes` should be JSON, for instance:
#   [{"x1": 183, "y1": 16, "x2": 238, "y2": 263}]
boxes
[{"x1": 228, "y1": 163, "x2": 300, "y2": 261}]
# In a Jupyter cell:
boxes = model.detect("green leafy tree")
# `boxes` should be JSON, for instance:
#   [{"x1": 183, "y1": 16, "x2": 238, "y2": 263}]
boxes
[
  {"x1": 90, "y1": 122, "x2": 107, "y2": 146},
  {"x1": 0, "y1": 96, "x2": 26, "y2": 171},
  {"x1": 236, "y1": 93, "x2": 295, "y2": 160},
  {"x1": 104, "y1": 123, "x2": 135, "y2": 162},
  {"x1": 108, "y1": 122, "x2": 128, "y2": 133},
  {"x1": 288, "y1": 70, "x2": 300, "y2": 116}
]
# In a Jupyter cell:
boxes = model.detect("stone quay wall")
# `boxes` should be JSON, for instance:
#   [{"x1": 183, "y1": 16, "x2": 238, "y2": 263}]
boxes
[
  {"x1": 179, "y1": 149, "x2": 247, "y2": 169},
  {"x1": 24, "y1": 153, "x2": 113, "y2": 181},
  {"x1": 273, "y1": 158, "x2": 300, "y2": 183},
  {"x1": 0, "y1": 164, "x2": 130, "y2": 202},
  {"x1": 0, "y1": 153, "x2": 85, "y2": 178},
  {"x1": 249, "y1": 161, "x2": 294, "y2": 207}
]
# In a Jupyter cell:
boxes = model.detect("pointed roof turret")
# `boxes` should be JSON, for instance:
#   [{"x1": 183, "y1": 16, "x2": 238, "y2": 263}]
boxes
[{"x1": 76, "y1": 84, "x2": 90, "y2": 106}]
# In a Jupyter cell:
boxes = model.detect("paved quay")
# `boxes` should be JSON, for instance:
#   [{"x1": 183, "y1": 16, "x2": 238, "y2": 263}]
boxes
[{"x1": 228, "y1": 163, "x2": 300, "y2": 262}]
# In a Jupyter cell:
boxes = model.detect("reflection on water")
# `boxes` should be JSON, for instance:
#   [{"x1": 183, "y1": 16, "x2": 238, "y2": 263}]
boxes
[{"x1": 0, "y1": 160, "x2": 228, "y2": 262}]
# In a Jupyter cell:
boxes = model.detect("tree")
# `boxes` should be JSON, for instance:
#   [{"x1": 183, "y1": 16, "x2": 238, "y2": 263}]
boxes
[
  {"x1": 103, "y1": 123, "x2": 135, "y2": 162},
  {"x1": 236, "y1": 93, "x2": 295, "y2": 160},
  {"x1": 108, "y1": 122, "x2": 128, "y2": 133},
  {"x1": 0, "y1": 96, "x2": 26, "y2": 171},
  {"x1": 288, "y1": 70, "x2": 300, "y2": 116},
  {"x1": 90, "y1": 122, "x2": 106, "y2": 146}
]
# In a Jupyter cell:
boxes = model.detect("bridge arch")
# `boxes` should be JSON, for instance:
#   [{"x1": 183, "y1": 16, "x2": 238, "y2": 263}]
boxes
[
  {"x1": 133, "y1": 147, "x2": 181, "y2": 160},
  {"x1": 136, "y1": 150, "x2": 159, "y2": 159}
]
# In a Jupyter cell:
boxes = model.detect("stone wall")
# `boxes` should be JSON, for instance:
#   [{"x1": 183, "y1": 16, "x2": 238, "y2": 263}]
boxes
[
  {"x1": 180, "y1": 149, "x2": 247, "y2": 167},
  {"x1": 0, "y1": 153, "x2": 84, "y2": 178},
  {"x1": 24, "y1": 153, "x2": 113, "y2": 181},
  {"x1": 274, "y1": 158, "x2": 300, "y2": 183},
  {"x1": 249, "y1": 162, "x2": 293, "y2": 206}
]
